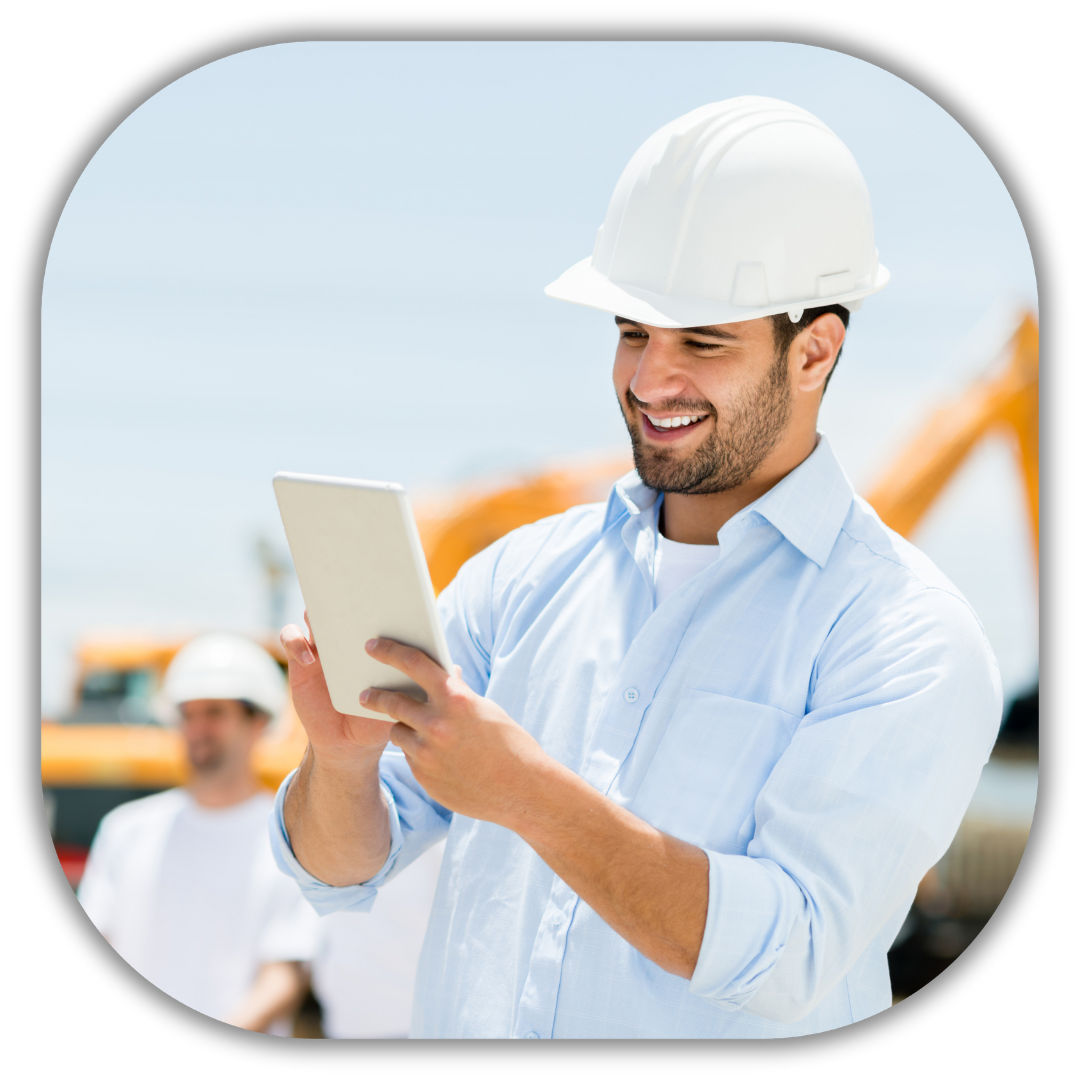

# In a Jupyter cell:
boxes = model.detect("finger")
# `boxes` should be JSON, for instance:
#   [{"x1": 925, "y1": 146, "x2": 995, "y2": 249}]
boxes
[
  {"x1": 365, "y1": 638, "x2": 448, "y2": 696},
  {"x1": 359, "y1": 686, "x2": 428, "y2": 728},
  {"x1": 280, "y1": 623, "x2": 316, "y2": 666},
  {"x1": 454, "y1": 665, "x2": 463, "y2": 679},
  {"x1": 387, "y1": 721, "x2": 423, "y2": 757}
]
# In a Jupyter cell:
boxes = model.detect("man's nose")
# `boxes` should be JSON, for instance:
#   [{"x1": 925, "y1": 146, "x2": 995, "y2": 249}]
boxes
[
  {"x1": 181, "y1": 717, "x2": 209, "y2": 738},
  {"x1": 628, "y1": 339, "x2": 688, "y2": 405}
]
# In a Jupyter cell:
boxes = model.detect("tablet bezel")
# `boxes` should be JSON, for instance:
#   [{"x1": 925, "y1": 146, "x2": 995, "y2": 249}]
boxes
[{"x1": 273, "y1": 471, "x2": 453, "y2": 721}]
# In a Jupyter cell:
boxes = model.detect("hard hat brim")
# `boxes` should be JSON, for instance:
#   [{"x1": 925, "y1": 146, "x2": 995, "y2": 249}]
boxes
[
  {"x1": 163, "y1": 633, "x2": 286, "y2": 720},
  {"x1": 544, "y1": 257, "x2": 890, "y2": 328}
]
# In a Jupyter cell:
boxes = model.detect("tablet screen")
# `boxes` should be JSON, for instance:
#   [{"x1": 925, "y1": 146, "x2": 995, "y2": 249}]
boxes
[{"x1": 273, "y1": 472, "x2": 453, "y2": 720}]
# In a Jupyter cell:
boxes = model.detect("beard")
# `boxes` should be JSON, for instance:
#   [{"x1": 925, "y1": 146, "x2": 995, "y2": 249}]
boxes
[
  {"x1": 185, "y1": 739, "x2": 229, "y2": 774},
  {"x1": 621, "y1": 344, "x2": 793, "y2": 496}
]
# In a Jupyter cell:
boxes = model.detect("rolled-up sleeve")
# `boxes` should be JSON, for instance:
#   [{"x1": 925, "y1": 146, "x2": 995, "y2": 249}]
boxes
[
  {"x1": 268, "y1": 768, "x2": 406, "y2": 915},
  {"x1": 689, "y1": 585, "x2": 1002, "y2": 1022}
]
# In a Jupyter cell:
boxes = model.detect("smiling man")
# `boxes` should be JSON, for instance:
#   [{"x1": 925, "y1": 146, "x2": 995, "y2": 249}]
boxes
[
  {"x1": 270, "y1": 98, "x2": 1001, "y2": 1038},
  {"x1": 612, "y1": 313, "x2": 844, "y2": 541}
]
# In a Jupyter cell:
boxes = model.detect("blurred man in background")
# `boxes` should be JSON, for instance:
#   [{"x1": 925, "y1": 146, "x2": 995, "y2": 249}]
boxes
[{"x1": 78, "y1": 633, "x2": 319, "y2": 1035}]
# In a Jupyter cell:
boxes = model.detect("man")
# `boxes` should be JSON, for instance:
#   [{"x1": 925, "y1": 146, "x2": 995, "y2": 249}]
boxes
[
  {"x1": 78, "y1": 633, "x2": 319, "y2": 1035},
  {"x1": 270, "y1": 98, "x2": 1001, "y2": 1038}
]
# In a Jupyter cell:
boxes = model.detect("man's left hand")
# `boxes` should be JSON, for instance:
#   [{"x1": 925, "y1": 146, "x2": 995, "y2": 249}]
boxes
[
  {"x1": 362, "y1": 637, "x2": 708, "y2": 980},
  {"x1": 360, "y1": 638, "x2": 550, "y2": 827}
]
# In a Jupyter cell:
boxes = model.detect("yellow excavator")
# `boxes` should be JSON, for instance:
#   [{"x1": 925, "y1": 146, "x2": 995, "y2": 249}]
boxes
[{"x1": 42, "y1": 312, "x2": 1039, "y2": 897}]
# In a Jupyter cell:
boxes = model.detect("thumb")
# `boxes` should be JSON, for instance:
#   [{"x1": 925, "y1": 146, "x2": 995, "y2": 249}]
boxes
[{"x1": 281, "y1": 623, "x2": 316, "y2": 667}]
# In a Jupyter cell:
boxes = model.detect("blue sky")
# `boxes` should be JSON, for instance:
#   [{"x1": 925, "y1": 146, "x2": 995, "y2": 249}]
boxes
[{"x1": 41, "y1": 41, "x2": 1038, "y2": 713}]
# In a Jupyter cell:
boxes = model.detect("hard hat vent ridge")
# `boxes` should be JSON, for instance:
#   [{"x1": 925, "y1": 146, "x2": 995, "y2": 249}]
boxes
[{"x1": 731, "y1": 263, "x2": 770, "y2": 308}]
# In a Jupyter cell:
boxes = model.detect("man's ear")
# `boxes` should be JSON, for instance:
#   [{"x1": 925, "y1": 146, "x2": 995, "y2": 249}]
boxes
[
  {"x1": 246, "y1": 708, "x2": 271, "y2": 736},
  {"x1": 795, "y1": 313, "x2": 846, "y2": 393}
]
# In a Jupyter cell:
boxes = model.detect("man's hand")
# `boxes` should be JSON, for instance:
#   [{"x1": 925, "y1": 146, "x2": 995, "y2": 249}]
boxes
[
  {"x1": 280, "y1": 614, "x2": 392, "y2": 767},
  {"x1": 359, "y1": 638, "x2": 550, "y2": 828},
  {"x1": 279, "y1": 615, "x2": 393, "y2": 886},
  {"x1": 361, "y1": 636, "x2": 708, "y2": 979}
]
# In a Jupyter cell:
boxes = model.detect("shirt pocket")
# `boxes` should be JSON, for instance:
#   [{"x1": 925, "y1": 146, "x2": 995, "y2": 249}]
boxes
[{"x1": 630, "y1": 690, "x2": 802, "y2": 853}]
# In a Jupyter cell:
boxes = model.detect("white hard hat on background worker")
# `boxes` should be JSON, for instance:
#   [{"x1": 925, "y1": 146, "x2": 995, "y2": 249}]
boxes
[
  {"x1": 163, "y1": 631, "x2": 287, "y2": 733},
  {"x1": 545, "y1": 96, "x2": 889, "y2": 327}
]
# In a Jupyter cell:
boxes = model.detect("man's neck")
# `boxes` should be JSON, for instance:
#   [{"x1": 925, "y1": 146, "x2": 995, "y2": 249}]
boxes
[
  {"x1": 187, "y1": 770, "x2": 261, "y2": 810},
  {"x1": 660, "y1": 430, "x2": 819, "y2": 544}
]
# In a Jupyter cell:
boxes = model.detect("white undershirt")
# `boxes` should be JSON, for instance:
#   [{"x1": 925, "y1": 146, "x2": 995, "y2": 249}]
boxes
[
  {"x1": 653, "y1": 531, "x2": 722, "y2": 607},
  {"x1": 78, "y1": 790, "x2": 319, "y2": 1034}
]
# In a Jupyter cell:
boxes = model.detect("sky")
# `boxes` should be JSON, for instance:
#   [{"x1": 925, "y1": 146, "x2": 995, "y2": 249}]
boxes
[{"x1": 41, "y1": 40, "x2": 1038, "y2": 715}]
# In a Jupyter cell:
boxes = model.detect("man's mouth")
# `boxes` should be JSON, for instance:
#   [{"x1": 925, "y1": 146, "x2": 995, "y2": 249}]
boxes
[{"x1": 640, "y1": 410, "x2": 709, "y2": 439}]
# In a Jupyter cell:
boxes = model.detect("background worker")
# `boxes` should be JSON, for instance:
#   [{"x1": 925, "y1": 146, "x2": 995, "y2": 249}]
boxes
[
  {"x1": 78, "y1": 633, "x2": 319, "y2": 1035},
  {"x1": 271, "y1": 98, "x2": 1001, "y2": 1038}
]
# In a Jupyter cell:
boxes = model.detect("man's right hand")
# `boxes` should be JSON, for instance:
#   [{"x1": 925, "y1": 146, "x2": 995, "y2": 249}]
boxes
[
  {"x1": 278, "y1": 614, "x2": 394, "y2": 886},
  {"x1": 280, "y1": 613, "x2": 393, "y2": 765}
]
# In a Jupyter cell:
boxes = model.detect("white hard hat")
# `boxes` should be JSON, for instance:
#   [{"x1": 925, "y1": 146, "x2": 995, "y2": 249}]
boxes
[
  {"x1": 545, "y1": 96, "x2": 889, "y2": 328},
  {"x1": 163, "y1": 632, "x2": 286, "y2": 720}
]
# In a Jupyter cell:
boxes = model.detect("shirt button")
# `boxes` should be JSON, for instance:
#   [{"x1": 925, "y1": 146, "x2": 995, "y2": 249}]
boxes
[
  {"x1": 624, "y1": 687, "x2": 640, "y2": 703},
  {"x1": 525, "y1": 1031, "x2": 540, "y2": 1039}
]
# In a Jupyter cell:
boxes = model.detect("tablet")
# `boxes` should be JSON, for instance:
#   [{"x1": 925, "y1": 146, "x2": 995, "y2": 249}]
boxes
[{"x1": 272, "y1": 471, "x2": 454, "y2": 721}]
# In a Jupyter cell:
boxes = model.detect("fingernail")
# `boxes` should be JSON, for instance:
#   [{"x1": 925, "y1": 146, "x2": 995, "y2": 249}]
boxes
[
  {"x1": 298, "y1": 646, "x2": 315, "y2": 666},
  {"x1": 359, "y1": 689, "x2": 370, "y2": 704},
  {"x1": 365, "y1": 639, "x2": 378, "y2": 652}
]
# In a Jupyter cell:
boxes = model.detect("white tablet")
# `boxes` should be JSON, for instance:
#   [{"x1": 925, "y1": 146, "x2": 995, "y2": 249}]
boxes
[{"x1": 273, "y1": 471, "x2": 454, "y2": 721}]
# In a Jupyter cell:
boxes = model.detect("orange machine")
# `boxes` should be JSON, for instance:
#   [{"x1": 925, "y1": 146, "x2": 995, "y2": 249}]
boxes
[
  {"x1": 865, "y1": 311, "x2": 1038, "y2": 557},
  {"x1": 42, "y1": 310, "x2": 1038, "y2": 883},
  {"x1": 42, "y1": 637, "x2": 308, "y2": 790}
]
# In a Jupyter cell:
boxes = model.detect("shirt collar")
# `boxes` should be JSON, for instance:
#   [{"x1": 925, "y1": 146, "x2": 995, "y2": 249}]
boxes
[
  {"x1": 603, "y1": 468, "x2": 661, "y2": 529},
  {"x1": 727, "y1": 435, "x2": 854, "y2": 568},
  {"x1": 603, "y1": 434, "x2": 854, "y2": 570}
]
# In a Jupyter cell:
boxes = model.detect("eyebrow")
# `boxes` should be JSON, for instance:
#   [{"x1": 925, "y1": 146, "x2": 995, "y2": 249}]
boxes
[{"x1": 614, "y1": 316, "x2": 738, "y2": 341}]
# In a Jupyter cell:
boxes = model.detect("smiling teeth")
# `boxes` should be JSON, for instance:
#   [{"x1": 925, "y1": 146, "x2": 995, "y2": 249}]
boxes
[{"x1": 646, "y1": 414, "x2": 705, "y2": 429}]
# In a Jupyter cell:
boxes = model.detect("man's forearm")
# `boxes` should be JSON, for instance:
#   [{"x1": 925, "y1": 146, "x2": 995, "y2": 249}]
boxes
[
  {"x1": 356, "y1": 637, "x2": 709, "y2": 978},
  {"x1": 508, "y1": 757, "x2": 710, "y2": 979},
  {"x1": 283, "y1": 744, "x2": 392, "y2": 887},
  {"x1": 227, "y1": 961, "x2": 308, "y2": 1033}
]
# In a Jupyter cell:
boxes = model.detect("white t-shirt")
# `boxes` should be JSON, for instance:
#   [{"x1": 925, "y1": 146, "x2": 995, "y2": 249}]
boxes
[
  {"x1": 78, "y1": 789, "x2": 319, "y2": 1034},
  {"x1": 653, "y1": 531, "x2": 721, "y2": 607},
  {"x1": 312, "y1": 840, "x2": 444, "y2": 1039}
]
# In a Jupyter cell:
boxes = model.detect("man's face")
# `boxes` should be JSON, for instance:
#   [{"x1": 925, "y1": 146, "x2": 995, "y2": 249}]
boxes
[
  {"x1": 178, "y1": 699, "x2": 263, "y2": 775},
  {"x1": 612, "y1": 316, "x2": 794, "y2": 495}
]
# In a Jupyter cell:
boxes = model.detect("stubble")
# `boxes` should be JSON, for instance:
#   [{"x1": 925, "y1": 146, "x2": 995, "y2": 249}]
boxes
[{"x1": 622, "y1": 344, "x2": 793, "y2": 495}]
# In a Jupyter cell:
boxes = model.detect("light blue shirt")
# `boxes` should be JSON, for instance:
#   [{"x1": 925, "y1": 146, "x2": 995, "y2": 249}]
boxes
[{"x1": 270, "y1": 436, "x2": 1001, "y2": 1038}]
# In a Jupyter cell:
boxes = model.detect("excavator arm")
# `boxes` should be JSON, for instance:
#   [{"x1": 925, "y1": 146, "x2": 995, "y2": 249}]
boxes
[{"x1": 864, "y1": 312, "x2": 1038, "y2": 559}]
